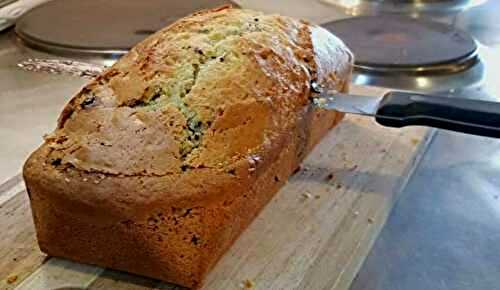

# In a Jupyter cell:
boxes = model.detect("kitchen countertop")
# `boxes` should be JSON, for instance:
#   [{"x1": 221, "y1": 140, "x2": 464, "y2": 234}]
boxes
[
  {"x1": 0, "y1": 33, "x2": 86, "y2": 184},
  {"x1": 1, "y1": 1, "x2": 500, "y2": 289},
  {"x1": 348, "y1": 2, "x2": 500, "y2": 290},
  {"x1": 351, "y1": 130, "x2": 500, "y2": 290}
]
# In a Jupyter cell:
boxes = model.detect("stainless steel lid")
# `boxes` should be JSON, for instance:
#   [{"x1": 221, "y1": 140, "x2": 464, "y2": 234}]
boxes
[{"x1": 15, "y1": 0, "x2": 237, "y2": 56}]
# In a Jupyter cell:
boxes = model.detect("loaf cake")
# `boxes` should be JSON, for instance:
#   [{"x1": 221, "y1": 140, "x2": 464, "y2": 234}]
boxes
[{"x1": 23, "y1": 6, "x2": 352, "y2": 289}]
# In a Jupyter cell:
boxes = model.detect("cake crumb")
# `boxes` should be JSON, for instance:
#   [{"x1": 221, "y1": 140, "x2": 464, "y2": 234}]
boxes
[
  {"x1": 241, "y1": 279, "x2": 255, "y2": 289},
  {"x1": 93, "y1": 180, "x2": 100, "y2": 184},
  {"x1": 6, "y1": 275, "x2": 18, "y2": 284},
  {"x1": 82, "y1": 177, "x2": 88, "y2": 182},
  {"x1": 315, "y1": 195, "x2": 321, "y2": 199},
  {"x1": 368, "y1": 217, "x2": 375, "y2": 224},
  {"x1": 336, "y1": 183, "x2": 342, "y2": 189},
  {"x1": 302, "y1": 192, "x2": 312, "y2": 199},
  {"x1": 353, "y1": 211, "x2": 359, "y2": 217},
  {"x1": 326, "y1": 173, "x2": 334, "y2": 180},
  {"x1": 411, "y1": 138, "x2": 420, "y2": 145},
  {"x1": 64, "y1": 178, "x2": 70, "y2": 182},
  {"x1": 315, "y1": 98, "x2": 327, "y2": 106}
]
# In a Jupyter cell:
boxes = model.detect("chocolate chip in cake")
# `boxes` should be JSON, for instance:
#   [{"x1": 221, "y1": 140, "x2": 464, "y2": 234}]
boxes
[{"x1": 80, "y1": 95, "x2": 96, "y2": 109}]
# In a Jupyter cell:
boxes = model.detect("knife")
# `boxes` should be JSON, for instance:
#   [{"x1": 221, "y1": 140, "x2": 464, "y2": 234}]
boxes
[{"x1": 313, "y1": 90, "x2": 500, "y2": 138}]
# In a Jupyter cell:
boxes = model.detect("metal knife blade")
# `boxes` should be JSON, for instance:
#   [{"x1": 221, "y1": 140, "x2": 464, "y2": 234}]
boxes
[{"x1": 313, "y1": 91, "x2": 382, "y2": 116}]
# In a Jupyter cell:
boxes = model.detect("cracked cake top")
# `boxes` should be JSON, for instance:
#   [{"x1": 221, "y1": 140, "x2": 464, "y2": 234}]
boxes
[{"x1": 42, "y1": 6, "x2": 351, "y2": 177}]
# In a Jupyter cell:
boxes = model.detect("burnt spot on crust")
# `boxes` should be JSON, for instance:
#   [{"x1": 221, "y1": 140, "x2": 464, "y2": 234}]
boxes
[{"x1": 50, "y1": 158, "x2": 62, "y2": 166}]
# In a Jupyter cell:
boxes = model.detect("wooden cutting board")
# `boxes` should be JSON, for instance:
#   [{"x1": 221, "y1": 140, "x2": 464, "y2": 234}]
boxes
[{"x1": 0, "y1": 85, "x2": 432, "y2": 290}]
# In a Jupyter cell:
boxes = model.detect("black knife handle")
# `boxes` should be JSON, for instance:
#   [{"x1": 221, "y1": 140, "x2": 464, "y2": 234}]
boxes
[{"x1": 375, "y1": 91, "x2": 500, "y2": 138}]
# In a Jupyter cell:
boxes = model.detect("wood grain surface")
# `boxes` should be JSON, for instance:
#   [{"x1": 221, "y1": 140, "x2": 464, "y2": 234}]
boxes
[{"x1": 0, "y1": 85, "x2": 432, "y2": 290}]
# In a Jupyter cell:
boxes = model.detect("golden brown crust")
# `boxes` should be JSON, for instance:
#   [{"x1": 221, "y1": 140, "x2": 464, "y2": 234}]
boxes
[{"x1": 23, "y1": 6, "x2": 352, "y2": 289}]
